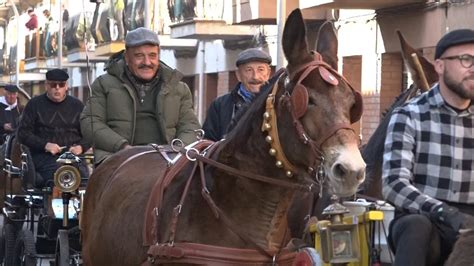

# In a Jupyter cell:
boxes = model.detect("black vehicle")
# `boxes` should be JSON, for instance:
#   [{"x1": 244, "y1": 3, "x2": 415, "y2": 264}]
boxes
[{"x1": 1, "y1": 140, "x2": 91, "y2": 266}]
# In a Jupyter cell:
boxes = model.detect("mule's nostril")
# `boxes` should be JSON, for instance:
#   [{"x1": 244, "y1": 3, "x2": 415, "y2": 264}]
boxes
[
  {"x1": 356, "y1": 169, "x2": 366, "y2": 181},
  {"x1": 333, "y1": 163, "x2": 347, "y2": 178}
]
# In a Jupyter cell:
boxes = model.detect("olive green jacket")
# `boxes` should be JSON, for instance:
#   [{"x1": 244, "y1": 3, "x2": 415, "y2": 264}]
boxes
[{"x1": 80, "y1": 51, "x2": 201, "y2": 163}]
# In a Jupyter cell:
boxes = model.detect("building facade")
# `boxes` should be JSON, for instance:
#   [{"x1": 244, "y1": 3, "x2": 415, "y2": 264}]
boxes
[{"x1": 0, "y1": 0, "x2": 472, "y2": 143}]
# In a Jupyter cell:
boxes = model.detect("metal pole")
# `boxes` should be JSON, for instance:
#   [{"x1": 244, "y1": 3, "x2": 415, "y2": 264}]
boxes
[
  {"x1": 8, "y1": 0, "x2": 19, "y2": 86},
  {"x1": 58, "y1": 0, "x2": 63, "y2": 69},
  {"x1": 144, "y1": 0, "x2": 150, "y2": 28},
  {"x1": 198, "y1": 42, "x2": 205, "y2": 123},
  {"x1": 276, "y1": 0, "x2": 286, "y2": 69}
]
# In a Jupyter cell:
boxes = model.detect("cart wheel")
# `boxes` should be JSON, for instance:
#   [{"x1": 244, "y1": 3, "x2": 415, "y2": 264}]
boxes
[
  {"x1": 3, "y1": 223, "x2": 17, "y2": 266},
  {"x1": 55, "y1": 229, "x2": 70, "y2": 266},
  {"x1": 14, "y1": 229, "x2": 36, "y2": 266}
]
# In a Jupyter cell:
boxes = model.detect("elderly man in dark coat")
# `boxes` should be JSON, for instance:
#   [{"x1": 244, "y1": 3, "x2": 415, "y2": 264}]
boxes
[
  {"x1": 0, "y1": 84, "x2": 23, "y2": 143},
  {"x1": 202, "y1": 48, "x2": 272, "y2": 141}
]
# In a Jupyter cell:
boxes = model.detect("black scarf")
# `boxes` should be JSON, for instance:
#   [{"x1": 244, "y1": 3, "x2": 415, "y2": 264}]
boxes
[{"x1": 124, "y1": 66, "x2": 162, "y2": 104}]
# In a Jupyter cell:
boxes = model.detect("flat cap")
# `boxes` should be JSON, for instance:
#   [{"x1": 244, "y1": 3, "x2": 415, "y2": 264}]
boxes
[
  {"x1": 46, "y1": 69, "x2": 69, "y2": 81},
  {"x1": 236, "y1": 48, "x2": 272, "y2": 67},
  {"x1": 4, "y1": 84, "x2": 19, "y2": 93},
  {"x1": 435, "y1": 29, "x2": 474, "y2": 59},
  {"x1": 125, "y1": 27, "x2": 160, "y2": 48}
]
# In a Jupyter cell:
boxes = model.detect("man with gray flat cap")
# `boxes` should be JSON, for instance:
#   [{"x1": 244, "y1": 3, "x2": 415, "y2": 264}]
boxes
[
  {"x1": 81, "y1": 27, "x2": 200, "y2": 164},
  {"x1": 202, "y1": 48, "x2": 272, "y2": 141}
]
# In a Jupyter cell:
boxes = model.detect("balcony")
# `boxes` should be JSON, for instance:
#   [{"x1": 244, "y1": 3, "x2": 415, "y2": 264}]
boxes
[
  {"x1": 300, "y1": 0, "x2": 428, "y2": 10},
  {"x1": 0, "y1": 0, "x2": 43, "y2": 20},
  {"x1": 169, "y1": 0, "x2": 254, "y2": 40},
  {"x1": 232, "y1": 0, "x2": 332, "y2": 25}
]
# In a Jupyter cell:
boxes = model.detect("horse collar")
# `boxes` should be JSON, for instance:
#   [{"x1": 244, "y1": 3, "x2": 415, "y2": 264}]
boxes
[{"x1": 261, "y1": 72, "x2": 297, "y2": 177}]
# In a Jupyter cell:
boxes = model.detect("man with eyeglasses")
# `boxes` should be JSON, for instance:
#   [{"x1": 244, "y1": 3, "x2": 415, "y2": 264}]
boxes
[
  {"x1": 17, "y1": 69, "x2": 90, "y2": 187},
  {"x1": 382, "y1": 29, "x2": 474, "y2": 265}
]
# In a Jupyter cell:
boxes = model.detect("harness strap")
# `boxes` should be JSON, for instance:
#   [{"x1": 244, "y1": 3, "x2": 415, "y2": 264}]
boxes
[
  {"x1": 167, "y1": 161, "x2": 200, "y2": 245},
  {"x1": 142, "y1": 242, "x2": 298, "y2": 266},
  {"x1": 143, "y1": 141, "x2": 214, "y2": 246},
  {"x1": 184, "y1": 148, "x2": 315, "y2": 192}
]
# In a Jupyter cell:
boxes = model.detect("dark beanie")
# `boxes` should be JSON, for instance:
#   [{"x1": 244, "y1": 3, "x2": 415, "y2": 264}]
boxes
[
  {"x1": 4, "y1": 84, "x2": 19, "y2": 93},
  {"x1": 435, "y1": 29, "x2": 474, "y2": 59}
]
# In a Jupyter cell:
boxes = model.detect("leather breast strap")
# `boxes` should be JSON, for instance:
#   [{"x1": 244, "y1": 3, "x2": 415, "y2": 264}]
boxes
[
  {"x1": 142, "y1": 243, "x2": 297, "y2": 266},
  {"x1": 142, "y1": 140, "x2": 214, "y2": 246}
]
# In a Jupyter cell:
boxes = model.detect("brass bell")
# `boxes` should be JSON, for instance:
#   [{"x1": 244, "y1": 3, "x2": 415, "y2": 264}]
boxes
[
  {"x1": 265, "y1": 136, "x2": 273, "y2": 143},
  {"x1": 269, "y1": 148, "x2": 277, "y2": 156},
  {"x1": 275, "y1": 160, "x2": 283, "y2": 168},
  {"x1": 263, "y1": 123, "x2": 271, "y2": 130},
  {"x1": 286, "y1": 171, "x2": 293, "y2": 177},
  {"x1": 263, "y1": 112, "x2": 271, "y2": 121}
]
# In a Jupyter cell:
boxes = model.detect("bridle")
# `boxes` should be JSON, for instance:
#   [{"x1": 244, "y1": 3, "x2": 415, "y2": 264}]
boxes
[{"x1": 261, "y1": 52, "x2": 363, "y2": 180}]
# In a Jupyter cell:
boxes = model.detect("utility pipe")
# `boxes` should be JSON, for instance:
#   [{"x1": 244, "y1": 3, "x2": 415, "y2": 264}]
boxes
[
  {"x1": 8, "y1": 0, "x2": 19, "y2": 86},
  {"x1": 276, "y1": 0, "x2": 286, "y2": 69},
  {"x1": 58, "y1": 0, "x2": 63, "y2": 69}
]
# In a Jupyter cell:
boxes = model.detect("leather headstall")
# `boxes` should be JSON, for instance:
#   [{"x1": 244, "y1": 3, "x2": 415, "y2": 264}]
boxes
[
  {"x1": 289, "y1": 52, "x2": 363, "y2": 124},
  {"x1": 261, "y1": 52, "x2": 363, "y2": 178}
]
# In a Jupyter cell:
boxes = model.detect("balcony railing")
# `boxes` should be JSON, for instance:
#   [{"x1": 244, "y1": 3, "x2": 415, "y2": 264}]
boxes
[{"x1": 168, "y1": 0, "x2": 224, "y2": 23}]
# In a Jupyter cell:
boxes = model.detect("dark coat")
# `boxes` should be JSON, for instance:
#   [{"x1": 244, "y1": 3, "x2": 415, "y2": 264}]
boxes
[
  {"x1": 0, "y1": 99, "x2": 23, "y2": 141},
  {"x1": 202, "y1": 83, "x2": 247, "y2": 141}
]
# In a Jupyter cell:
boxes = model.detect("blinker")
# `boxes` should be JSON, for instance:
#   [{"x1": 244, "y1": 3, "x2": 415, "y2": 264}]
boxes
[{"x1": 319, "y1": 67, "x2": 339, "y2": 86}]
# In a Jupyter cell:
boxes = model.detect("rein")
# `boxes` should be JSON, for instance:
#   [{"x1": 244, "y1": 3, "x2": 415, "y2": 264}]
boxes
[{"x1": 143, "y1": 141, "x2": 313, "y2": 265}]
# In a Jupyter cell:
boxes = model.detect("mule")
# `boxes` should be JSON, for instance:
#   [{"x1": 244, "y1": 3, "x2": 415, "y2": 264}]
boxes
[
  {"x1": 359, "y1": 30, "x2": 438, "y2": 199},
  {"x1": 81, "y1": 9, "x2": 366, "y2": 265}
]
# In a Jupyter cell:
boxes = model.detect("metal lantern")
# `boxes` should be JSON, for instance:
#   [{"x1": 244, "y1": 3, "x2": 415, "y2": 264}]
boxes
[{"x1": 318, "y1": 195, "x2": 360, "y2": 264}]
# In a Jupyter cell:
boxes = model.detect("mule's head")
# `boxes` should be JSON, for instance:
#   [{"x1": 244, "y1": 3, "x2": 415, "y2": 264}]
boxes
[{"x1": 269, "y1": 9, "x2": 365, "y2": 197}]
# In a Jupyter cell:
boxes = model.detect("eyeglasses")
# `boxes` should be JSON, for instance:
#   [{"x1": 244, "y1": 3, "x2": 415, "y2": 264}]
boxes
[
  {"x1": 48, "y1": 82, "x2": 67, "y2": 88},
  {"x1": 440, "y1": 54, "x2": 474, "y2": 68}
]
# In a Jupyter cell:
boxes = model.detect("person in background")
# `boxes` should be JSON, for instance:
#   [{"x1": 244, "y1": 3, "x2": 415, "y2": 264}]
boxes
[
  {"x1": 17, "y1": 69, "x2": 90, "y2": 186},
  {"x1": 111, "y1": 0, "x2": 125, "y2": 41},
  {"x1": 0, "y1": 84, "x2": 23, "y2": 143},
  {"x1": 80, "y1": 27, "x2": 200, "y2": 164},
  {"x1": 382, "y1": 29, "x2": 474, "y2": 266},
  {"x1": 202, "y1": 48, "x2": 272, "y2": 141},
  {"x1": 25, "y1": 8, "x2": 38, "y2": 31},
  {"x1": 42, "y1": 9, "x2": 55, "y2": 57}
]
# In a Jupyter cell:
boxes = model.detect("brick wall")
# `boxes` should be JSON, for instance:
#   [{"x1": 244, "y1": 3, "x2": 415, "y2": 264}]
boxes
[
  {"x1": 380, "y1": 52, "x2": 403, "y2": 119},
  {"x1": 217, "y1": 71, "x2": 230, "y2": 97},
  {"x1": 361, "y1": 91, "x2": 380, "y2": 145},
  {"x1": 342, "y1": 55, "x2": 362, "y2": 137}
]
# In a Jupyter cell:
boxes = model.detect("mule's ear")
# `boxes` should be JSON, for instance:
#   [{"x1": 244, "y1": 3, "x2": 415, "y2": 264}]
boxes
[
  {"x1": 397, "y1": 30, "x2": 438, "y2": 92},
  {"x1": 316, "y1": 21, "x2": 338, "y2": 70},
  {"x1": 283, "y1": 9, "x2": 309, "y2": 65}
]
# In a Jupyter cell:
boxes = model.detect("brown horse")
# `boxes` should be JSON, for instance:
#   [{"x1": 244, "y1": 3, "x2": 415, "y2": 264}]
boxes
[{"x1": 81, "y1": 9, "x2": 366, "y2": 265}]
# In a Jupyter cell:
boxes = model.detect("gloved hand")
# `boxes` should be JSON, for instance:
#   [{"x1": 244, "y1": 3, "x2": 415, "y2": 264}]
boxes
[
  {"x1": 430, "y1": 203, "x2": 463, "y2": 232},
  {"x1": 429, "y1": 203, "x2": 463, "y2": 246}
]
